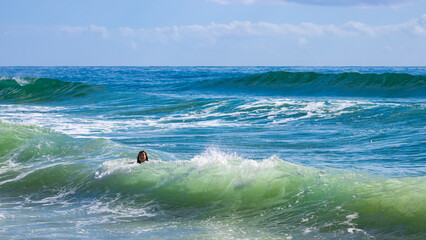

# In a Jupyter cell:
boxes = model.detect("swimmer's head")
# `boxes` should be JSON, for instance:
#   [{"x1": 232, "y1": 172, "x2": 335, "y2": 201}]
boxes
[{"x1": 137, "y1": 151, "x2": 148, "y2": 163}]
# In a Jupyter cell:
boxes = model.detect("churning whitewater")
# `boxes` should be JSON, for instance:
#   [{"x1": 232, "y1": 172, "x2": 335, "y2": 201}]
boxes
[{"x1": 0, "y1": 66, "x2": 425, "y2": 239}]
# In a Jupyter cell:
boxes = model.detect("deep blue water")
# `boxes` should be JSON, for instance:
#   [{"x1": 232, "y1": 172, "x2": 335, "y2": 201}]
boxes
[{"x1": 0, "y1": 66, "x2": 425, "y2": 239}]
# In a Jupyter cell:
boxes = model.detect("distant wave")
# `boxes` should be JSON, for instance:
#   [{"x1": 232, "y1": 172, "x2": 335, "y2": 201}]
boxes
[
  {"x1": 0, "y1": 77, "x2": 103, "y2": 103},
  {"x1": 196, "y1": 71, "x2": 426, "y2": 98}
]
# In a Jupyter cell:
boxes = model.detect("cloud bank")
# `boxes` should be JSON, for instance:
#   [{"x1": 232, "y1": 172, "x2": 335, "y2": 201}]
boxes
[
  {"x1": 117, "y1": 14, "x2": 426, "y2": 42},
  {"x1": 207, "y1": 0, "x2": 422, "y2": 7},
  {"x1": 55, "y1": 14, "x2": 426, "y2": 51}
]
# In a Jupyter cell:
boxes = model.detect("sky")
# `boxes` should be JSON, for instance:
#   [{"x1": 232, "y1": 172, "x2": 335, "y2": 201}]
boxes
[{"x1": 0, "y1": 0, "x2": 425, "y2": 66}]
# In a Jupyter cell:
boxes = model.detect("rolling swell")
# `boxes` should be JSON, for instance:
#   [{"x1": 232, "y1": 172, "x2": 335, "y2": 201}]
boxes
[
  {"x1": 0, "y1": 77, "x2": 103, "y2": 103},
  {"x1": 199, "y1": 71, "x2": 426, "y2": 98}
]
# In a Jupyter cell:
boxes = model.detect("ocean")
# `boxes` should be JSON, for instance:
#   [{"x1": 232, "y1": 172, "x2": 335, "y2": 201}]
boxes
[{"x1": 0, "y1": 66, "x2": 425, "y2": 239}]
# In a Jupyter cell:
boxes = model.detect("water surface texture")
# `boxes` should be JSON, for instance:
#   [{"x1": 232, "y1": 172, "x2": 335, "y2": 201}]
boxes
[{"x1": 0, "y1": 66, "x2": 425, "y2": 239}]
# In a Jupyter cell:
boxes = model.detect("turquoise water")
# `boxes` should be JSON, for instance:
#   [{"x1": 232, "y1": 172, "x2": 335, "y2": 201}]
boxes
[{"x1": 0, "y1": 66, "x2": 425, "y2": 239}]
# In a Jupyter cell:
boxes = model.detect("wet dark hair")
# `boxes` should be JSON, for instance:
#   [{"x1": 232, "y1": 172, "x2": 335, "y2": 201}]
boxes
[{"x1": 137, "y1": 151, "x2": 148, "y2": 163}]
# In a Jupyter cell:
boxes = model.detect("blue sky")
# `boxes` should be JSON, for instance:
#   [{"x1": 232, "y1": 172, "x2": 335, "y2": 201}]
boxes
[{"x1": 0, "y1": 0, "x2": 425, "y2": 66}]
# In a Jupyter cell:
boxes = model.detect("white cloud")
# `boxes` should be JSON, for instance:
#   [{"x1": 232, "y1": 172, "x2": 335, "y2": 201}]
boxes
[
  {"x1": 130, "y1": 40, "x2": 139, "y2": 50},
  {"x1": 59, "y1": 24, "x2": 110, "y2": 38},
  {"x1": 123, "y1": 15, "x2": 425, "y2": 43},
  {"x1": 59, "y1": 26, "x2": 88, "y2": 35},
  {"x1": 56, "y1": 15, "x2": 426, "y2": 47},
  {"x1": 89, "y1": 25, "x2": 109, "y2": 38},
  {"x1": 298, "y1": 37, "x2": 308, "y2": 46},
  {"x1": 119, "y1": 27, "x2": 136, "y2": 37},
  {"x1": 379, "y1": 14, "x2": 426, "y2": 35},
  {"x1": 207, "y1": 0, "x2": 422, "y2": 7},
  {"x1": 133, "y1": 21, "x2": 343, "y2": 42}
]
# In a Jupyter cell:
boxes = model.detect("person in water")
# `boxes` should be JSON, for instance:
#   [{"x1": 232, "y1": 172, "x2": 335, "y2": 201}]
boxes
[{"x1": 137, "y1": 150, "x2": 148, "y2": 163}]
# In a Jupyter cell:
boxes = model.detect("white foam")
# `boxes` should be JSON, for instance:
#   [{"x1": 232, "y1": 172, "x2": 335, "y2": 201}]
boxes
[
  {"x1": 0, "y1": 162, "x2": 71, "y2": 185},
  {"x1": 189, "y1": 147, "x2": 283, "y2": 172},
  {"x1": 0, "y1": 98, "x2": 406, "y2": 139},
  {"x1": 190, "y1": 147, "x2": 244, "y2": 167},
  {"x1": 94, "y1": 158, "x2": 135, "y2": 179},
  {"x1": 0, "y1": 77, "x2": 30, "y2": 86},
  {"x1": 303, "y1": 227, "x2": 313, "y2": 234},
  {"x1": 341, "y1": 212, "x2": 369, "y2": 235},
  {"x1": 0, "y1": 159, "x2": 23, "y2": 175},
  {"x1": 86, "y1": 196, "x2": 156, "y2": 218},
  {"x1": 24, "y1": 188, "x2": 75, "y2": 207},
  {"x1": 13, "y1": 77, "x2": 31, "y2": 86},
  {"x1": 0, "y1": 103, "x2": 245, "y2": 137},
  {"x1": 345, "y1": 212, "x2": 359, "y2": 222},
  {"x1": 347, "y1": 227, "x2": 365, "y2": 234},
  {"x1": 236, "y1": 98, "x2": 373, "y2": 125}
]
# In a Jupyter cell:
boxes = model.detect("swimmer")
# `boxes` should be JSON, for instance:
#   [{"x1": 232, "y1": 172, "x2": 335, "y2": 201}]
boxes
[{"x1": 137, "y1": 150, "x2": 148, "y2": 164}]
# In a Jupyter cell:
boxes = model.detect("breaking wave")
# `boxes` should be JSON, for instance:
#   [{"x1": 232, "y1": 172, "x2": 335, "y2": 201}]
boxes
[{"x1": 0, "y1": 121, "x2": 425, "y2": 238}]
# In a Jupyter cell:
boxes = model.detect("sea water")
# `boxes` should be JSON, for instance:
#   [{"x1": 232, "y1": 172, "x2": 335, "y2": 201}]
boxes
[{"x1": 0, "y1": 66, "x2": 425, "y2": 239}]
